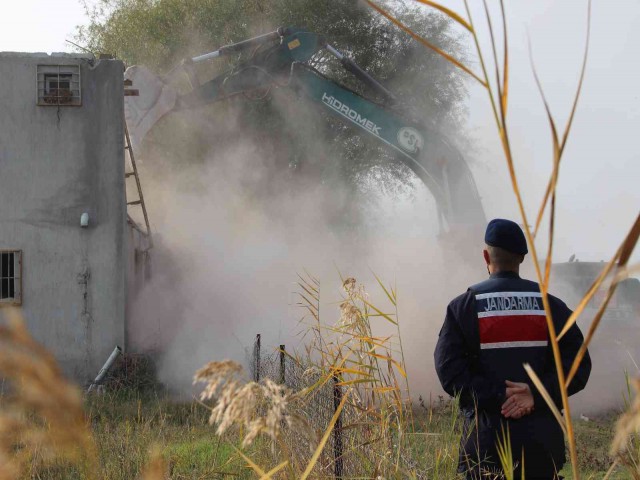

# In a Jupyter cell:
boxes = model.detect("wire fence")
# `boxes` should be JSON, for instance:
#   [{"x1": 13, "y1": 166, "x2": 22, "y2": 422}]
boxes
[{"x1": 247, "y1": 334, "x2": 384, "y2": 478}]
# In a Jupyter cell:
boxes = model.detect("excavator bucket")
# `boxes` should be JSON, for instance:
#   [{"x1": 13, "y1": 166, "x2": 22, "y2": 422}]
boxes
[{"x1": 124, "y1": 65, "x2": 180, "y2": 152}]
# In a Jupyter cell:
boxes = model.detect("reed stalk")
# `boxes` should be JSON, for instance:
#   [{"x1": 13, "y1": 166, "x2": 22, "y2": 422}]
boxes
[{"x1": 364, "y1": 1, "x2": 639, "y2": 478}]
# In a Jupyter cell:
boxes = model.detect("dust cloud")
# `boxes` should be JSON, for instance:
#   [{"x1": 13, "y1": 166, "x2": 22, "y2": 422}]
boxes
[
  {"x1": 127, "y1": 99, "x2": 637, "y2": 415},
  {"x1": 126, "y1": 91, "x2": 485, "y2": 403},
  {"x1": 125, "y1": 4, "x2": 640, "y2": 413}
]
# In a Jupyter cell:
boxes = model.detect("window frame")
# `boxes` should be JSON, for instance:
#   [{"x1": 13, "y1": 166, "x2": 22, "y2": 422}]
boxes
[
  {"x1": 36, "y1": 65, "x2": 82, "y2": 107},
  {"x1": 0, "y1": 250, "x2": 23, "y2": 307}
]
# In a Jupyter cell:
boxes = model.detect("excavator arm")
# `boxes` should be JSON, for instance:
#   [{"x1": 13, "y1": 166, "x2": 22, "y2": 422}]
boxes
[{"x1": 124, "y1": 27, "x2": 486, "y2": 232}]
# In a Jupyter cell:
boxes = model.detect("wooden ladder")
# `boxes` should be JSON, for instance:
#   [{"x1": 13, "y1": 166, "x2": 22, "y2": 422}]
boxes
[{"x1": 124, "y1": 120, "x2": 153, "y2": 249}]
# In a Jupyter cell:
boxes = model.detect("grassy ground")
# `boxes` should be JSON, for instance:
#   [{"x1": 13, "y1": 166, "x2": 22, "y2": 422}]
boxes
[
  {"x1": 561, "y1": 413, "x2": 631, "y2": 479},
  {"x1": 29, "y1": 391, "x2": 622, "y2": 479},
  {"x1": 86, "y1": 391, "x2": 255, "y2": 479}
]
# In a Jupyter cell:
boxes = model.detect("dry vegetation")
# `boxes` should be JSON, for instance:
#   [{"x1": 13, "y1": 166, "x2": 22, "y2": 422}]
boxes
[
  {"x1": 0, "y1": 276, "x2": 637, "y2": 479},
  {"x1": 364, "y1": 0, "x2": 640, "y2": 478},
  {"x1": 0, "y1": 308, "x2": 97, "y2": 479},
  {"x1": 0, "y1": 1, "x2": 638, "y2": 479}
]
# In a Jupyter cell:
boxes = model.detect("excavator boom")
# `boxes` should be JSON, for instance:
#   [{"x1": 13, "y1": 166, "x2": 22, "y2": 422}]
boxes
[{"x1": 125, "y1": 27, "x2": 486, "y2": 233}]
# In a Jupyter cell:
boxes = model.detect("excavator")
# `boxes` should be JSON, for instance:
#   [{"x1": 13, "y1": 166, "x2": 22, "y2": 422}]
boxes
[
  {"x1": 124, "y1": 26, "x2": 486, "y2": 244},
  {"x1": 125, "y1": 27, "x2": 639, "y2": 378}
]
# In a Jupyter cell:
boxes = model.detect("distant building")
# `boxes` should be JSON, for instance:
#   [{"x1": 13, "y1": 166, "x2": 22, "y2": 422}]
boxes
[
  {"x1": 550, "y1": 261, "x2": 640, "y2": 324},
  {"x1": 549, "y1": 262, "x2": 640, "y2": 414},
  {"x1": 0, "y1": 52, "x2": 150, "y2": 381}
]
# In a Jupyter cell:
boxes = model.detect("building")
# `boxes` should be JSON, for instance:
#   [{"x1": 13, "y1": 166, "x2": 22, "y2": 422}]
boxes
[
  {"x1": 0, "y1": 52, "x2": 150, "y2": 381},
  {"x1": 550, "y1": 261, "x2": 640, "y2": 323},
  {"x1": 549, "y1": 262, "x2": 640, "y2": 413}
]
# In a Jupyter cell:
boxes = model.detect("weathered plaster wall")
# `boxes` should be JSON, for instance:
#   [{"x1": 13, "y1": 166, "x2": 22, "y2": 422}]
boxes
[{"x1": 0, "y1": 53, "x2": 126, "y2": 382}]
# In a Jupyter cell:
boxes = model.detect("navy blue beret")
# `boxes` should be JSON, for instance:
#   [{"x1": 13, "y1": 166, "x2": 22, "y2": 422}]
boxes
[{"x1": 485, "y1": 218, "x2": 528, "y2": 255}]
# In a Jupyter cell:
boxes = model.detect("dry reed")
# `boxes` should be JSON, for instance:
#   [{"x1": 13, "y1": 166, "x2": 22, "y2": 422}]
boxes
[
  {"x1": 0, "y1": 307, "x2": 98, "y2": 479},
  {"x1": 364, "y1": 1, "x2": 640, "y2": 478},
  {"x1": 194, "y1": 360, "x2": 314, "y2": 449},
  {"x1": 138, "y1": 449, "x2": 168, "y2": 480},
  {"x1": 610, "y1": 377, "x2": 640, "y2": 477},
  {"x1": 2, "y1": 5, "x2": 636, "y2": 477},
  {"x1": 194, "y1": 276, "x2": 418, "y2": 478},
  {"x1": 0, "y1": 308, "x2": 169, "y2": 480}
]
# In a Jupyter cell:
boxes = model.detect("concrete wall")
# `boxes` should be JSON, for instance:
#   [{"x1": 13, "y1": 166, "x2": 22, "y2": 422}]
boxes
[
  {"x1": 126, "y1": 220, "x2": 152, "y2": 349},
  {"x1": 0, "y1": 53, "x2": 126, "y2": 382}
]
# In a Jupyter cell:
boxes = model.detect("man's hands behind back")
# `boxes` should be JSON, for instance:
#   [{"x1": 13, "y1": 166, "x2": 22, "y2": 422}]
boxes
[{"x1": 501, "y1": 380, "x2": 534, "y2": 419}]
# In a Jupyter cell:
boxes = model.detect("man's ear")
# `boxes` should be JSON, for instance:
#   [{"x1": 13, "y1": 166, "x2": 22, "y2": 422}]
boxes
[{"x1": 483, "y1": 249, "x2": 490, "y2": 265}]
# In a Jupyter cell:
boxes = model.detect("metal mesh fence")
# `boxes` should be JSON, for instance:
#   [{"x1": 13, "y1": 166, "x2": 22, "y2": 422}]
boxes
[{"x1": 248, "y1": 334, "x2": 387, "y2": 478}]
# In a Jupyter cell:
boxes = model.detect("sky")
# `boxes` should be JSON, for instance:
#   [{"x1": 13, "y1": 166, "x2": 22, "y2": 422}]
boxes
[
  {"x1": 1, "y1": 0, "x2": 638, "y2": 264},
  {"x1": 438, "y1": 0, "x2": 640, "y2": 264}
]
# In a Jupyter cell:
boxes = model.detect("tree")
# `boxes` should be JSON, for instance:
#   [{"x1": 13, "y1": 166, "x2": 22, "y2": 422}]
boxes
[{"x1": 76, "y1": 0, "x2": 470, "y2": 223}]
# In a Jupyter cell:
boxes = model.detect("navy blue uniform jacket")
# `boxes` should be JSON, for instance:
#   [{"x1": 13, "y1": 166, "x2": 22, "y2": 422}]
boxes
[{"x1": 434, "y1": 272, "x2": 591, "y2": 478}]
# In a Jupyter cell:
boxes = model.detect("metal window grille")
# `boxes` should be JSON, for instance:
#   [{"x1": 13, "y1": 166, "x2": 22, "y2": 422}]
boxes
[
  {"x1": 36, "y1": 65, "x2": 81, "y2": 106},
  {"x1": 0, "y1": 250, "x2": 22, "y2": 305}
]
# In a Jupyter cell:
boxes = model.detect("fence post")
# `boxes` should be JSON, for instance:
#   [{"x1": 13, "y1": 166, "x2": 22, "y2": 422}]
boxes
[
  {"x1": 333, "y1": 374, "x2": 344, "y2": 478},
  {"x1": 255, "y1": 334, "x2": 261, "y2": 382},
  {"x1": 279, "y1": 345, "x2": 286, "y2": 384}
]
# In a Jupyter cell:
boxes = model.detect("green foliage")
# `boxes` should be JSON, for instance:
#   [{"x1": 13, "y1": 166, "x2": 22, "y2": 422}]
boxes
[
  {"x1": 76, "y1": 0, "x2": 469, "y2": 202},
  {"x1": 77, "y1": 0, "x2": 466, "y2": 121},
  {"x1": 496, "y1": 424, "x2": 518, "y2": 480}
]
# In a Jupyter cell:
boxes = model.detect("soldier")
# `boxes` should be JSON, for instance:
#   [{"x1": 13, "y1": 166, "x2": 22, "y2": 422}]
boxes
[{"x1": 434, "y1": 218, "x2": 591, "y2": 479}]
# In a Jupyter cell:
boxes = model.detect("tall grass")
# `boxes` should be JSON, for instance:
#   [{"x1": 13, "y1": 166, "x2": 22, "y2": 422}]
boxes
[
  {"x1": 0, "y1": 277, "x2": 463, "y2": 479},
  {"x1": 363, "y1": 1, "x2": 640, "y2": 478},
  {"x1": 608, "y1": 373, "x2": 640, "y2": 479},
  {"x1": 194, "y1": 276, "x2": 433, "y2": 478},
  {"x1": 0, "y1": 308, "x2": 98, "y2": 479},
  {"x1": 0, "y1": 281, "x2": 634, "y2": 479},
  {"x1": 0, "y1": 4, "x2": 638, "y2": 477},
  {"x1": 0, "y1": 311, "x2": 247, "y2": 479}
]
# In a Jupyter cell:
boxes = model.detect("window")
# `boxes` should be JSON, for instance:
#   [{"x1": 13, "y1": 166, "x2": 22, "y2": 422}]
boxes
[
  {"x1": 0, "y1": 250, "x2": 22, "y2": 306},
  {"x1": 37, "y1": 65, "x2": 81, "y2": 106}
]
